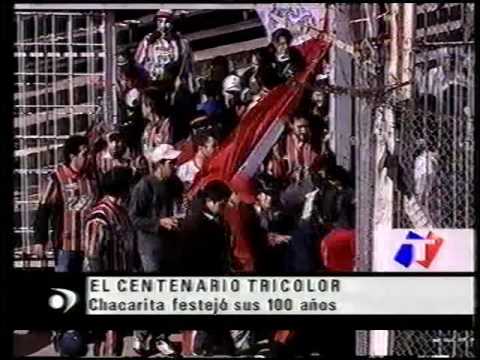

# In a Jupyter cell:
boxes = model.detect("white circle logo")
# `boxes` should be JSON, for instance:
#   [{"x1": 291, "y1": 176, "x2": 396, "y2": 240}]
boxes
[{"x1": 49, "y1": 294, "x2": 65, "y2": 309}]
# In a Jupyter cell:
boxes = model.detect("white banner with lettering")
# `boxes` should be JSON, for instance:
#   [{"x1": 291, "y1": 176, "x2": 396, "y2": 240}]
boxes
[
  {"x1": 86, "y1": 276, "x2": 473, "y2": 315},
  {"x1": 256, "y1": 3, "x2": 328, "y2": 45}
]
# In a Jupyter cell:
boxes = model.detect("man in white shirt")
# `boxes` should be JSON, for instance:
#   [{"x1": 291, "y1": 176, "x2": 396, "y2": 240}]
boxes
[{"x1": 176, "y1": 132, "x2": 218, "y2": 190}]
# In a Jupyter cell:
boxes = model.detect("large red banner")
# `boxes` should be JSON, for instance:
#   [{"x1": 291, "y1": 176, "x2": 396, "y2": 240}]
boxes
[{"x1": 189, "y1": 36, "x2": 331, "y2": 197}]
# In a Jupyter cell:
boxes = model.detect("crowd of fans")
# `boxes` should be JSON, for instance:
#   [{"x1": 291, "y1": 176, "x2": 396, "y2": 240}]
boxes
[{"x1": 32, "y1": 9, "x2": 356, "y2": 358}]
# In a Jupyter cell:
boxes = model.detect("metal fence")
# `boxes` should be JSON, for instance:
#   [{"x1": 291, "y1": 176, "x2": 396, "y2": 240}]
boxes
[
  {"x1": 390, "y1": 330, "x2": 475, "y2": 358},
  {"x1": 388, "y1": 3, "x2": 475, "y2": 358},
  {"x1": 350, "y1": 3, "x2": 475, "y2": 357},
  {"x1": 13, "y1": 11, "x2": 109, "y2": 264}
]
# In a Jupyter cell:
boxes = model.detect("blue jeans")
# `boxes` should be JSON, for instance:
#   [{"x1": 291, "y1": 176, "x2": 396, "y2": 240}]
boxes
[
  {"x1": 284, "y1": 222, "x2": 316, "y2": 273},
  {"x1": 139, "y1": 253, "x2": 162, "y2": 273},
  {"x1": 55, "y1": 250, "x2": 84, "y2": 273},
  {"x1": 135, "y1": 252, "x2": 168, "y2": 344}
]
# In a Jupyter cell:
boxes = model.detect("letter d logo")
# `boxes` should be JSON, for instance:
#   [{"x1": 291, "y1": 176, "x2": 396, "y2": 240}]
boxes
[{"x1": 49, "y1": 288, "x2": 78, "y2": 313}]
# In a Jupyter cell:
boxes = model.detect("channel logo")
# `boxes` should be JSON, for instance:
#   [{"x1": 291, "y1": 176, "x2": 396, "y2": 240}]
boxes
[
  {"x1": 394, "y1": 231, "x2": 444, "y2": 268},
  {"x1": 49, "y1": 288, "x2": 78, "y2": 313}
]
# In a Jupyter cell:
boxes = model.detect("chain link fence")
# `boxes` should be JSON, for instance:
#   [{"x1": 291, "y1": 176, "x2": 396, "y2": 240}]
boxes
[
  {"x1": 349, "y1": 3, "x2": 475, "y2": 357},
  {"x1": 390, "y1": 330, "x2": 475, "y2": 358},
  {"x1": 388, "y1": 3, "x2": 475, "y2": 358},
  {"x1": 393, "y1": 48, "x2": 475, "y2": 230}
]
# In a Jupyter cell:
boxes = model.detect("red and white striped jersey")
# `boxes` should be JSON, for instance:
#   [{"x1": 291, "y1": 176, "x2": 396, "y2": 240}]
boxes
[
  {"x1": 36, "y1": 164, "x2": 99, "y2": 252},
  {"x1": 284, "y1": 134, "x2": 320, "y2": 174},
  {"x1": 84, "y1": 196, "x2": 140, "y2": 272},
  {"x1": 142, "y1": 118, "x2": 173, "y2": 154},
  {"x1": 95, "y1": 150, "x2": 132, "y2": 177}
]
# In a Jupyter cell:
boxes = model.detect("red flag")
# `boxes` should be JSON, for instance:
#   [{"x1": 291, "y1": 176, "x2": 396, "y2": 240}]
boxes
[{"x1": 188, "y1": 36, "x2": 330, "y2": 197}]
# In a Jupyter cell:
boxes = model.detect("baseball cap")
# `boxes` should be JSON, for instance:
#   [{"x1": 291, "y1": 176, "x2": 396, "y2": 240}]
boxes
[
  {"x1": 222, "y1": 74, "x2": 242, "y2": 94},
  {"x1": 148, "y1": 144, "x2": 181, "y2": 163}
]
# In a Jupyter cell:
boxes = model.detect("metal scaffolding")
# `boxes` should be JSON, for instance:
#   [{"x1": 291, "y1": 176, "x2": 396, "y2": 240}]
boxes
[{"x1": 13, "y1": 11, "x2": 113, "y2": 263}]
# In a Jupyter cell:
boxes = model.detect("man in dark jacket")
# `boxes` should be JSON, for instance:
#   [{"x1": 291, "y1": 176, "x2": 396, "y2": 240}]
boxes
[
  {"x1": 177, "y1": 180, "x2": 232, "y2": 357},
  {"x1": 178, "y1": 180, "x2": 232, "y2": 274},
  {"x1": 128, "y1": 143, "x2": 184, "y2": 356},
  {"x1": 129, "y1": 143, "x2": 184, "y2": 272},
  {"x1": 253, "y1": 173, "x2": 294, "y2": 275}
]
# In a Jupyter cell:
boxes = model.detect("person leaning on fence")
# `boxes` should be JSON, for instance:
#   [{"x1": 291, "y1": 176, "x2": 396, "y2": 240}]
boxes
[
  {"x1": 33, "y1": 135, "x2": 98, "y2": 272},
  {"x1": 83, "y1": 166, "x2": 142, "y2": 356}
]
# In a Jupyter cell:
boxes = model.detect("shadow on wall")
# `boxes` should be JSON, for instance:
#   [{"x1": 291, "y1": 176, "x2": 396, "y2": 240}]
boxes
[{"x1": 13, "y1": 331, "x2": 52, "y2": 357}]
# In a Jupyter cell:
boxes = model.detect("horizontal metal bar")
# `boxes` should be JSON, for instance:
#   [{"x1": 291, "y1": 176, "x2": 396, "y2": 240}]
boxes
[
  {"x1": 15, "y1": 83, "x2": 48, "y2": 86},
  {"x1": 15, "y1": 134, "x2": 73, "y2": 139},
  {"x1": 14, "y1": 3, "x2": 318, "y2": 10},
  {"x1": 14, "y1": 200, "x2": 41, "y2": 204},
  {"x1": 415, "y1": 41, "x2": 475, "y2": 48},
  {"x1": 15, "y1": 11, "x2": 95, "y2": 15},
  {"x1": 15, "y1": 143, "x2": 64, "y2": 157},
  {"x1": 416, "y1": 3, "x2": 463, "y2": 13},
  {"x1": 13, "y1": 169, "x2": 53, "y2": 174},
  {"x1": 15, "y1": 42, "x2": 104, "y2": 46},
  {"x1": 14, "y1": 230, "x2": 53, "y2": 234},
  {"x1": 15, "y1": 105, "x2": 98, "y2": 108},
  {"x1": 15, "y1": 106, "x2": 97, "y2": 127},
  {"x1": 15, "y1": 71, "x2": 105, "y2": 76},
  {"x1": 15, "y1": 74, "x2": 101, "y2": 101},
  {"x1": 415, "y1": 20, "x2": 463, "y2": 36}
]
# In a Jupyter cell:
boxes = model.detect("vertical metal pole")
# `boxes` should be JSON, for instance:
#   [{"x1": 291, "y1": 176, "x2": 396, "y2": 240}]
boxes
[
  {"x1": 68, "y1": 15, "x2": 74, "y2": 134},
  {"x1": 332, "y1": 3, "x2": 354, "y2": 172},
  {"x1": 17, "y1": 13, "x2": 26, "y2": 254},
  {"x1": 452, "y1": 46, "x2": 458, "y2": 227},
  {"x1": 104, "y1": 11, "x2": 115, "y2": 126},
  {"x1": 111, "y1": 13, "x2": 118, "y2": 126},
  {"x1": 52, "y1": 15, "x2": 58, "y2": 167},
  {"x1": 86, "y1": 14, "x2": 94, "y2": 130},
  {"x1": 30, "y1": 13, "x2": 41, "y2": 252},
  {"x1": 39, "y1": 15, "x2": 46, "y2": 219}
]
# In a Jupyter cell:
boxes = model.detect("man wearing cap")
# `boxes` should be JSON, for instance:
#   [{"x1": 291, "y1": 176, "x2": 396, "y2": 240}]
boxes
[{"x1": 128, "y1": 143, "x2": 184, "y2": 356}]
